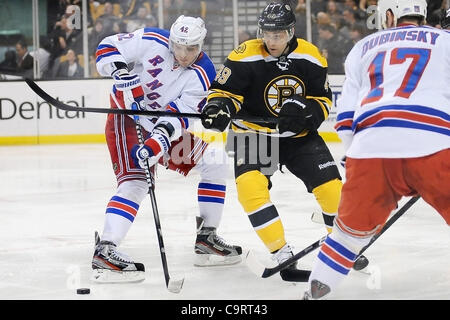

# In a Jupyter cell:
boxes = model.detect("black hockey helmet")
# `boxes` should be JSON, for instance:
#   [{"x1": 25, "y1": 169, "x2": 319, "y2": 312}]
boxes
[
  {"x1": 441, "y1": 9, "x2": 450, "y2": 29},
  {"x1": 258, "y1": 2, "x2": 296, "y2": 31}
]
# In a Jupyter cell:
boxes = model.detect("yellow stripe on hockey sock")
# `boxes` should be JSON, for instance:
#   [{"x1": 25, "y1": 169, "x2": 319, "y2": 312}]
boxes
[
  {"x1": 313, "y1": 178, "x2": 342, "y2": 232},
  {"x1": 255, "y1": 219, "x2": 286, "y2": 253},
  {"x1": 236, "y1": 170, "x2": 271, "y2": 213}
]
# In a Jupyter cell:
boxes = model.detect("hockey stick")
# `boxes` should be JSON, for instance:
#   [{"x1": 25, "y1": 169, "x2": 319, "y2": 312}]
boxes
[
  {"x1": 246, "y1": 196, "x2": 420, "y2": 278},
  {"x1": 132, "y1": 104, "x2": 184, "y2": 293},
  {"x1": 357, "y1": 196, "x2": 421, "y2": 257},
  {"x1": 245, "y1": 236, "x2": 326, "y2": 279},
  {"x1": 352, "y1": 196, "x2": 420, "y2": 271},
  {"x1": 24, "y1": 78, "x2": 279, "y2": 124}
]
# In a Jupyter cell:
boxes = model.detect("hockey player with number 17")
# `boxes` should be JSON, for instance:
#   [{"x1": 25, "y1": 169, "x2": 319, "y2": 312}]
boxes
[
  {"x1": 91, "y1": 16, "x2": 242, "y2": 283},
  {"x1": 304, "y1": 0, "x2": 450, "y2": 299}
]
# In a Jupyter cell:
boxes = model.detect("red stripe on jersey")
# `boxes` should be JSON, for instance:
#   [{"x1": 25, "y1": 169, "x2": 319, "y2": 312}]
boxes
[
  {"x1": 191, "y1": 64, "x2": 210, "y2": 88},
  {"x1": 96, "y1": 47, "x2": 118, "y2": 57},
  {"x1": 357, "y1": 110, "x2": 450, "y2": 131},
  {"x1": 143, "y1": 32, "x2": 169, "y2": 43},
  {"x1": 335, "y1": 119, "x2": 353, "y2": 130},
  {"x1": 166, "y1": 105, "x2": 187, "y2": 128}
]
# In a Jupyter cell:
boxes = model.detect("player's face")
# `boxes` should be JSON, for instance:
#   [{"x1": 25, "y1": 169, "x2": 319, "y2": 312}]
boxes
[
  {"x1": 261, "y1": 30, "x2": 290, "y2": 57},
  {"x1": 172, "y1": 42, "x2": 200, "y2": 67}
]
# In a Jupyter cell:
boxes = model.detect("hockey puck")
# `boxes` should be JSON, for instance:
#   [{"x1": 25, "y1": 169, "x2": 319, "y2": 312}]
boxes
[
  {"x1": 353, "y1": 255, "x2": 369, "y2": 271},
  {"x1": 76, "y1": 288, "x2": 90, "y2": 295}
]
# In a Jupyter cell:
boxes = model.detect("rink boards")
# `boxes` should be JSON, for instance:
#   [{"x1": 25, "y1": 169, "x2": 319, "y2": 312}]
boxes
[{"x1": 0, "y1": 75, "x2": 344, "y2": 145}]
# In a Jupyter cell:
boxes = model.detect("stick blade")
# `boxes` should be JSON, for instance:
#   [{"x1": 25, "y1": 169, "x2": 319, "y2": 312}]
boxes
[
  {"x1": 310, "y1": 211, "x2": 325, "y2": 224},
  {"x1": 167, "y1": 277, "x2": 184, "y2": 294},
  {"x1": 245, "y1": 250, "x2": 267, "y2": 278}
]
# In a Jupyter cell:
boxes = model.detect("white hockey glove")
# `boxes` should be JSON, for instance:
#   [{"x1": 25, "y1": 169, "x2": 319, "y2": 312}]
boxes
[
  {"x1": 112, "y1": 68, "x2": 145, "y2": 110},
  {"x1": 131, "y1": 123, "x2": 173, "y2": 169}
]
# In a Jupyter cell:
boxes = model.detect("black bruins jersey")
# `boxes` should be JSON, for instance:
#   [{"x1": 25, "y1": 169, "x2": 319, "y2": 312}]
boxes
[{"x1": 208, "y1": 36, "x2": 332, "y2": 137}]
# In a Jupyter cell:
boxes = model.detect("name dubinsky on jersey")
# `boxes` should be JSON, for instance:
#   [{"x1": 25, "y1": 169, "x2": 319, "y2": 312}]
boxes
[
  {"x1": 208, "y1": 37, "x2": 332, "y2": 138},
  {"x1": 335, "y1": 25, "x2": 450, "y2": 158},
  {"x1": 95, "y1": 27, "x2": 216, "y2": 133}
]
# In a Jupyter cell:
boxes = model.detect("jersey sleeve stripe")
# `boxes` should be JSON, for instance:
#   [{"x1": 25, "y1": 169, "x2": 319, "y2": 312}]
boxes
[
  {"x1": 167, "y1": 102, "x2": 188, "y2": 129},
  {"x1": 95, "y1": 45, "x2": 120, "y2": 63},
  {"x1": 289, "y1": 53, "x2": 327, "y2": 68},
  {"x1": 334, "y1": 119, "x2": 353, "y2": 132},
  {"x1": 208, "y1": 89, "x2": 243, "y2": 113},
  {"x1": 142, "y1": 32, "x2": 169, "y2": 48},
  {"x1": 309, "y1": 97, "x2": 331, "y2": 119},
  {"x1": 189, "y1": 64, "x2": 211, "y2": 91},
  {"x1": 335, "y1": 111, "x2": 355, "y2": 131},
  {"x1": 353, "y1": 105, "x2": 450, "y2": 135}
]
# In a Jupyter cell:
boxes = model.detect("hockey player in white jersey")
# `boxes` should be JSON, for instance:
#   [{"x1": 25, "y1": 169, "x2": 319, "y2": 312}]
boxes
[
  {"x1": 303, "y1": 0, "x2": 450, "y2": 299},
  {"x1": 91, "y1": 16, "x2": 242, "y2": 283}
]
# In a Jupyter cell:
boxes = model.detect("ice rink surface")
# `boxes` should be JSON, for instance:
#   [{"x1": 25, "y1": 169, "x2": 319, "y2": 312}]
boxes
[{"x1": 0, "y1": 141, "x2": 449, "y2": 301}]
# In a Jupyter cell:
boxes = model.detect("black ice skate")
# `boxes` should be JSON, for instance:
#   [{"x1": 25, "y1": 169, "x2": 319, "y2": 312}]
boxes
[
  {"x1": 91, "y1": 231, "x2": 145, "y2": 283},
  {"x1": 194, "y1": 216, "x2": 243, "y2": 267},
  {"x1": 272, "y1": 244, "x2": 311, "y2": 282}
]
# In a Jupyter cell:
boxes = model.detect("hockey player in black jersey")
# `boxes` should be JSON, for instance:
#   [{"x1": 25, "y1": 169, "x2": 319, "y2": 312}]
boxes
[
  {"x1": 442, "y1": 8, "x2": 450, "y2": 29},
  {"x1": 201, "y1": 2, "x2": 367, "y2": 281}
]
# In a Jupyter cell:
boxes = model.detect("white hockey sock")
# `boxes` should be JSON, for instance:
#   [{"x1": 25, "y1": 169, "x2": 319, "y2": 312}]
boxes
[
  {"x1": 308, "y1": 226, "x2": 371, "y2": 296},
  {"x1": 102, "y1": 195, "x2": 139, "y2": 246},
  {"x1": 101, "y1": 180, "x2": 147, "y2": 246},
  {"x1": 197, "y1": 181, "x2": 226, "y2": 228}
]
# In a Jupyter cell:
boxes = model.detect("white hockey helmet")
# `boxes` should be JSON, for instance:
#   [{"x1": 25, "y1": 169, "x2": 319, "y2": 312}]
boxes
[
  {"x1": 169, "y1": 15, "x2": 207, "y2": 51},
  {"x1": 377, "y1": 0, "x2": 427, "y2": 29}
]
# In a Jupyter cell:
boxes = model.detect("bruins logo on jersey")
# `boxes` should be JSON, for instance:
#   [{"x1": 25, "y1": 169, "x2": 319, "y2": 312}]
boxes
[
  {"x1": 234, "y1": 43, "x2": 246, "y2": 54},
  {"x1": 264, "y1": 75, "x2": 305, "y2": 116}
]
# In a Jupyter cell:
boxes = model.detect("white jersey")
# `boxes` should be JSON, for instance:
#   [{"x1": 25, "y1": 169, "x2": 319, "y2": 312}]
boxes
[
  {"x1": 336, "y1": 25, "x2": 450, "y2": 158},
  {"x1": 95, "y1": 27, "x2": 216, "y2": 134}
]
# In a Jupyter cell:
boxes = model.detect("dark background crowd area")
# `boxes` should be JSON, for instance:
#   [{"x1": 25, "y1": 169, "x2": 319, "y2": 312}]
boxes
[{"x1": 0, "y1": 0, "x2": 448, "y2": 79}]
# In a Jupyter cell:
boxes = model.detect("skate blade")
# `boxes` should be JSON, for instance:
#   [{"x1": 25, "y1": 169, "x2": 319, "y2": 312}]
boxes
[
  {"x1": 194, "y1": 254, "x2": 242, "y2": 267},
  {"x1": 91, "y1": 269, "x2": 145, "y2": 283}
]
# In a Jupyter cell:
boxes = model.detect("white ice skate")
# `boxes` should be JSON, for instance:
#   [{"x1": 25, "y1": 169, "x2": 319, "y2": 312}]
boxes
[
  {"x1": 194, "y1": 217, "x2": 242, "y2": 267},
  {"x1": 91, "y1": 231, "x2": 145, "y2": 283}
]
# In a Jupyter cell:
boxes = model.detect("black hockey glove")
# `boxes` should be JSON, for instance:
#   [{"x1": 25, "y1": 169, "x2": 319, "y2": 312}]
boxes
[
  {"x1": 201, "y1": 98, "x2": 233, "y2": 132},
  {"x1": 277, "y1": 95, "x2": 313, "y2": 135}
]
